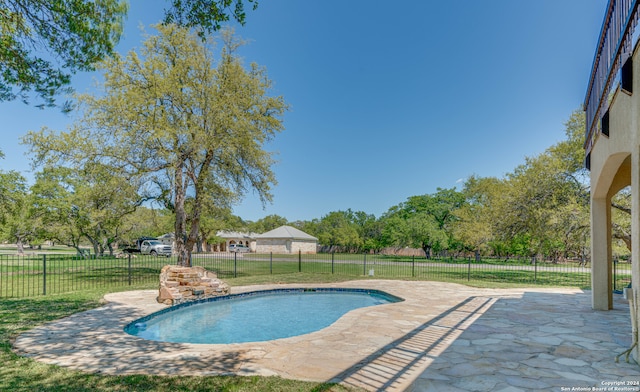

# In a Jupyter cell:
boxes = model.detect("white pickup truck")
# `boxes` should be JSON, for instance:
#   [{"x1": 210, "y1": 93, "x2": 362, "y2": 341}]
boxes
[{"x1": 124, "y1": 237, "x2": 173, "y2": 257}]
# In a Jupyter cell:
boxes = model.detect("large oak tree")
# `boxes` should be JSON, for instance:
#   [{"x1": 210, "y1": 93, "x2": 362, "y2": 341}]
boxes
[{"x1": 24, "y1": 24, "x2": 287, "y2": 265}]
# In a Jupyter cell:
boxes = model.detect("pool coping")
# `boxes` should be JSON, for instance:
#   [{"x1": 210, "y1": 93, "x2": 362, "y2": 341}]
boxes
[
  {"x1": 124, "y1": 287, "x2": 405, "y2": 343},
  {"x1": 11, "y1": 280, "x2": 640, "y2": 391}
]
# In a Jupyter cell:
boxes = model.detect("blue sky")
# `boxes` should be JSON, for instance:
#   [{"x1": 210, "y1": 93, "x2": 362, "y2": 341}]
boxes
[{"x1": 0, "y1": 0, "x2": 607, "y2": 222}]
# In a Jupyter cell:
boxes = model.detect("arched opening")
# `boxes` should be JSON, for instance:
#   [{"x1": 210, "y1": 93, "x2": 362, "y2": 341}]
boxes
[
  {"x1": 591, "y1": 153, "x2": 631, "y2": 310},
  {"x1": 612, "y1": 186, "x2": 633, "y2": 293}
]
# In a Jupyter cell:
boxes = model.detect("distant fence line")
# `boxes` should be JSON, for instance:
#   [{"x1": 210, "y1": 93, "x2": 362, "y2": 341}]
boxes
[{"x1": 0, "y1": 252, "x2": 630, "y2": 298}]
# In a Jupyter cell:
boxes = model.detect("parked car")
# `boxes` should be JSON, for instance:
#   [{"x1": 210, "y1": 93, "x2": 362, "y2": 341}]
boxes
[{"x1": 229, "y1": 243, "x2": 250, "y2": 253}]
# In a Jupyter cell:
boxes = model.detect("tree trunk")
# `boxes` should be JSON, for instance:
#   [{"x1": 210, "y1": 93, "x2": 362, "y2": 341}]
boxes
[
  {"x1": 16, "y1": 238, "x2": 25, "y2": 255},
  {"x1": 422, "y1": 245, "x2": 431, "y2": 259},
  {"x1": 185, "y1": 152, "x2": 213, "y2": 262},
  {"x1": 174, "y1": 161, "x2": 189, "y2": 266},
  {"x1": 83, "y1": 232, "x2": 100, "y2": 257},
  {"x1": 196, "y1": 238, "x2": 203, "y2": 253}
]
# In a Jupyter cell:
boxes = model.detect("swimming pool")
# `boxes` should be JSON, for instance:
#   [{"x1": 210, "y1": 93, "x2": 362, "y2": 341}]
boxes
[{"x1": 125, "y1": 288, "x2": 403, "y2": 344}]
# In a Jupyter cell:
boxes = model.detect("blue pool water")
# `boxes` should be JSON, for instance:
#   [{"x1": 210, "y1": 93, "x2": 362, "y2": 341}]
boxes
[{"x1": 125, "y1": 288, "x2": 403, "y2": 344}]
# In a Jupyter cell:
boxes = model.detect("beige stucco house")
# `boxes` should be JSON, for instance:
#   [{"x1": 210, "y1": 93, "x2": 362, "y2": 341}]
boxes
[
  {"x1": 255, "y1": 225, "x2": 318, "y2": 254},
  {"x1": 584, "y1": 2, "x2": 640, "y2": 362}
]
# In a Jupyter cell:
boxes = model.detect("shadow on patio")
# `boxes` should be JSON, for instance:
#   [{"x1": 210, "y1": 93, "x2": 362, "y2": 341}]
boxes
[{"x1": 333, "y1": 296, "x2": 496, "y2": 391}]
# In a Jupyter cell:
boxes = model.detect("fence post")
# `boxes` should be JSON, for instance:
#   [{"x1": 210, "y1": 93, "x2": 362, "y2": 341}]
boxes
[
  {"x1": 270, "y1": 252, "x2": 273, "y2": 274},
  {"x1": 613, "y1": 257, "x2": 618, "y2": 291},
  {"x1": 467, "y1": 257, "x2": 471, "y2": 281},
  {"x1": 331, "y1": 252, "x2": 335, "y2": 274},
  {"x1": 298, "y1": 250, "x2": 302, "y2": 272},
  {"x1": 42, "y1": 254, "x2": 47, "y2": 296},
  {"x1": 128, "y1": 253, "x2": 132, "y2": 286},
  {"x1": 534, "y1": 258, "x2": 537, "y2": 285},
  {"x1": 363, "y1": 253, "x2": 366, "y2": 276},
  {"x1": 412, "y1": 255, "x2": 415, "y2": 278},
  {"x1": 234, "y1": 252, "x2": 238, "y2": 278}
]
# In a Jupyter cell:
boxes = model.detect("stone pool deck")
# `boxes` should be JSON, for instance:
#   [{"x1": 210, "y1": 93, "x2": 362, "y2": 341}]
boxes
[{"x1": 12, "y1": 280, "x2": 640, "y2": 391}]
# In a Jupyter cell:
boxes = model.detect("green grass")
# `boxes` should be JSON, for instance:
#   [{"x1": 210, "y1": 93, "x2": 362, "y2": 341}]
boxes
[
  {"x1": 0, "y1": 255, "x2": 168, "y2": 297},
  {"x1": 0, "y1": 272, "x2": 523, "y2": 392},
  {"x1": 0, "y1": 253, "x2": 605, "y2": 298},
  {"x1": 1, "y1": 263, "x2": 617, "y2": 391},
  {"x1": 0, "y1": 245, "x2": 82, "y2": 255},
  {"x1": 0, "y1": 282, "x2": 364, "y2": 392}
]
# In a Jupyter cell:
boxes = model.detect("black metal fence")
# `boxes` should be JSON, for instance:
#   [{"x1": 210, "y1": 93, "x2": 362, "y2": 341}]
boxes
[{"x1": 0, "y1": 252, "x2": 630, "y2": 298}]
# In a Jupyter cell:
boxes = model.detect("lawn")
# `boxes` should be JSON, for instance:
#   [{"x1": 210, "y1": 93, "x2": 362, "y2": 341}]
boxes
[
  {"x1": 2, "y1": 265, "x2": 612, "y2": 391},
  {"x1": 1, "y1": 252, "x2": 603, "y2": 298},
  {"x1": 0, "y1": 251, "x2": 621, "y2": 390},
  {"x1": 0, "y1": 276, "x2": 366, "y2": 392}
]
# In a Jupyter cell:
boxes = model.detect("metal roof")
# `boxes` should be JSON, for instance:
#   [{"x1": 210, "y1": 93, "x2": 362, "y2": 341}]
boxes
[
  {"x1": 256, "y1": 225, "x2": 318, "y2": 241},
  {"x1": 216, "y1": 231, "x2": 258, "y2": 239}
]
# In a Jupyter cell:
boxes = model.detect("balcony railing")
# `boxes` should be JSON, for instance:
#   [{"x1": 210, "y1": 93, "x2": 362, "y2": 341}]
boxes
[{"x1": 584, "y1": 0, "x2": 640, "y2": 156}]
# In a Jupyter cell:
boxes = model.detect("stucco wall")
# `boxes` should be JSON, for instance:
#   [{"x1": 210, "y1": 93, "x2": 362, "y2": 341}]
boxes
[{"x1": 588, "y1": 39, "x2": 640, "y2": 361}]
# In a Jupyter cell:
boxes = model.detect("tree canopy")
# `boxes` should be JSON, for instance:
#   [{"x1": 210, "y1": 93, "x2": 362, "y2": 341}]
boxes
[
  {"x1": 164, "y1": 0, "x2": 258, "y2": 36},
  {"x1": 380, "y1": 189, "x2": 464, "y2": 258},
  {"x1": 5, "y1": 106, "x2": 628, "y2": 263},
  {"x1": 23, "y1": 25, "x2": 287, "y2": 264},
  {"x1": 1, "y1": 0, "x2": 258, "y2": 109},
  {"x1": 1, "y1": 0, "x2": 128, "y2": 109}
]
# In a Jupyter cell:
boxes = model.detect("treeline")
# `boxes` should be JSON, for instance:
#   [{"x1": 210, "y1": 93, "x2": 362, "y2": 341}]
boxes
[
  {"x1": 245, "y1": 110, "x2": 630, "y2": 261},
  {"x1": 0, "y1": 110, "x2": 630, "y2": 260}
]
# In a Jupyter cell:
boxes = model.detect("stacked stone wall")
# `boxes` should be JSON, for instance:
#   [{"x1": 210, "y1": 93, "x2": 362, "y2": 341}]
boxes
[
  {"x1": 157, "y1": 265, "x2": 230, "y2": 305},
  {"x1": 291, "y1": 241, "x2": 317, "y2": 254},
  {"x1": 256, "y1": 239, "x2": 317, "y2": 254},
  {"x1": 255, "y1": 239, "x2": 288, "y2": 254}
]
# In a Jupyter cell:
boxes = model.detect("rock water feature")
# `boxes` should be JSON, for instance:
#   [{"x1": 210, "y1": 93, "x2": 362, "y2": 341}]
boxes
[{"x1": 157, "y1": 265, "x2": 230, "y2": 305}]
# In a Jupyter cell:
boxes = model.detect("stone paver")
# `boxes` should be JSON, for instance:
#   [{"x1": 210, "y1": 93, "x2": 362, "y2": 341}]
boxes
[{"x1": 11, "y1": 280, "x2": 640, "y2": 391}]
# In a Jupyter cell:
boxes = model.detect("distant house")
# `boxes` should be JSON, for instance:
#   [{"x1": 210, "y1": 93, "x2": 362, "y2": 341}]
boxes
[
  {"x1": 255, "y1": 225, "x2": 318, "y2": 254},
  {"x1": 157, "y1": 233, "x2": 175, "y2": 246},
  {"x1": 216, "y1": 231, "x2": 258, "y2": 252}
]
